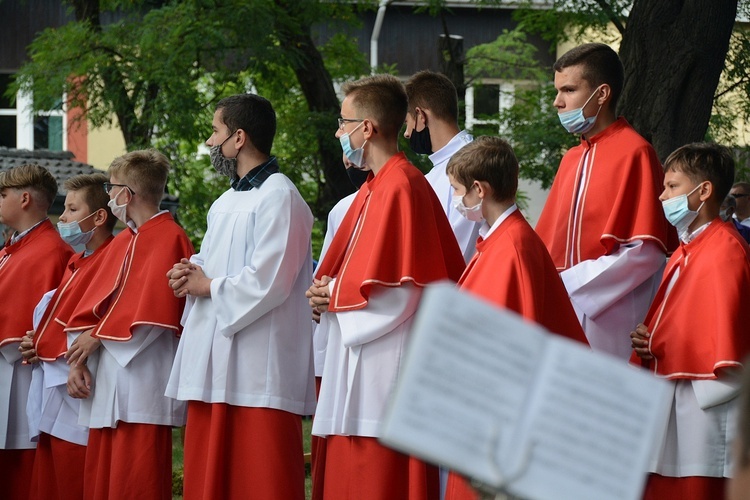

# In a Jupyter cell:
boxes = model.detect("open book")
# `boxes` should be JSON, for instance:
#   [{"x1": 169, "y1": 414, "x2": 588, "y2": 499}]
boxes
[{"x1": 380, "y1": 283, "x2": 671, "y2": 500}]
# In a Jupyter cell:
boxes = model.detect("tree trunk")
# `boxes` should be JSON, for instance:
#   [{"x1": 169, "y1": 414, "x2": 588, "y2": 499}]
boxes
[
  {"x1": 273, "y1": 0, "x2": 355, "y2": 218},
  {"x1": 618, "y1": 0, "x2": 738, "y2": 161},
  {"x1": 70, "y1": 0, "x2": 152, "y2": 150}
]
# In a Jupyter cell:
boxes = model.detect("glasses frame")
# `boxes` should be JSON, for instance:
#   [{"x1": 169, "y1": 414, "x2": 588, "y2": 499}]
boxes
[
  {"x1": 103, "y1": 183, "x2": 136, "y2": 196},
  {"x1": 338, "y1": 117, "x2": 364, "y2": 130},
  {"x1": 732, "y1": 193, "x2": 750, "y2": 199}
]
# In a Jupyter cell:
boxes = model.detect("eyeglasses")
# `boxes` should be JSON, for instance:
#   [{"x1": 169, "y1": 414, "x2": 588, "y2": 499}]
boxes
[
  {"x1": 103, "y1": 183, "x2": 136, "y2": 196},
  {"x1": 338, "y1": 117, "x2": 363, "y2": 130},
  {"x1": 732, "y1": 193, "x2": 749, "y2": 198}
]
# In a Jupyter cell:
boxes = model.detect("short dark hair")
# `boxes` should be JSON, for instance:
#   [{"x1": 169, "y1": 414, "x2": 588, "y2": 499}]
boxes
[
  {"x1": 342, "y1": 74, "x2": 408, "y2": 139},
  {"x1": 0, "y1": 163, "x2": 58, "y2": 209},
  {"x1": 64, "y1": 173, "x2": 116, "y2": 231},
  {"x1": 732, "y1": 181, "x2": 750, "y2": 194},
  {"x1": 405, "y1": 70, "x2": 459, "y2": 123},
  {"x1": 664, "y1": 142, "x2": 735, "y2": 203},
  {"x1": 216, "y1": 94, "x2": 276, "y2": 156},
  {"x1": 446, "y1": 136, "x2": 518, "y2": 203},
  {"x1": 553, "y1": 43, "x2": 624, "y2": 109}
]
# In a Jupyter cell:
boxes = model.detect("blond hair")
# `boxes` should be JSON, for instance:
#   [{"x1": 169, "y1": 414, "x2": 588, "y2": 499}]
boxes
[
  {"x1": 341, "y1": 74, "x2": 407, "y2": 139},
  {"x1": 0, "y1": 164, "x2": 58, "y2": 210},
  {"x1": 108, "y1": 149, "x2": 169, "y2": 206}
]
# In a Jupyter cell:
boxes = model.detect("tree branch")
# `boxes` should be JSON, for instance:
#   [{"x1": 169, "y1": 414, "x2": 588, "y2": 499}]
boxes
[{"x1": 593, "y1": 0, "x2": 626, "y2": 35}]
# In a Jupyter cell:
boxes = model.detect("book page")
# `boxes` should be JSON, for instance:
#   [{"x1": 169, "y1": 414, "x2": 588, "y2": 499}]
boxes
[
  {"x1": 381, "y1": 283, "x2": 671, "y2": 500},
  {"x1": 502, "y1": 337, "x2": 671, "y2": 500},
  {"x1": 380, "y1": 283, "x2": 549, "y2": 485}
]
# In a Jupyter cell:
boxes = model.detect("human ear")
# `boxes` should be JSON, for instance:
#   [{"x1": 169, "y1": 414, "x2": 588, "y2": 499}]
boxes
[
  {"x1": 698, "y1": 181, "x2": 713, "y2": 202},
  {"x1": 597, "y1": 84, "x2": 611, "y2": 106},
  {"x1": 19, "y1": 191, "x2": 31, "y2": 209},
  {"x1": 92, "y1": 208, "x2": 108, "y2": 227}
]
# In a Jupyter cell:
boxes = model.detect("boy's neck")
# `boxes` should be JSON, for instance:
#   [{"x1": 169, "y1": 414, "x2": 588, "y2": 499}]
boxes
[
  {"x1": 688, "y1": 204, "x2": 719, "y2": 234},
  {"x1": 85, "y1": 229, "x2": 113, "y2": 253},
  {"x1": 483, "y1": 199, "x2": 514, "y2": 228},
  {"x1": 236, "y1": 151, "x2": 270, "y2": 180},
  {"x1": 428, "y1": 121, "x2": 461, "y2": 154},
  {"x1": 368, "y1": 141, "x2": 400, "y2": 175},
  {"x1": 127, "y1": 203, "x2": 160, "y2": 228},
  {"x1": 12, "y1": 212, "x2": 47, "y2": 234}
]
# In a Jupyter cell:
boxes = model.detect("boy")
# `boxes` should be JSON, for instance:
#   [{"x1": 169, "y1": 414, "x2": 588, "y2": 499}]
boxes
[
  {"x1": 404, "y1": 70, "x2": 478, "y2": 261},
  {"x1": 630, "y1": 143, "x2": 750, "y2": 499},
  {"x1": 443, "y1": 136, "x2": 588, "y2": 500},
  {"x1": 535, "y1": 43, "x2": 674, "y2": 360},
  {"x1": 166, "y1": 94, "x2": 316, "y2": 500},
  {"x1": 0, "y1": 164, "x2": 72, "y2": 497},
  {"x1": 19, "y1": 172, "x2": 116, "y2": 500},
  {"x1": 65, "y1": 150, "x2": 194, "y2": 499},
  {"x1": 308, "y1": 74, "x2": 465, "y2": 499}
]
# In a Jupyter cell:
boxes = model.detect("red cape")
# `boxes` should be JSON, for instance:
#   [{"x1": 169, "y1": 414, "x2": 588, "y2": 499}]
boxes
[
  {"x1": 315, "y1": 153, "x2": 465, "y2": 311},
  {"x1": 536, "y1": 118, "x2": 676, "y2": 269},
  {"x1": 630, "y1": 220, "x2": 750, "y2": 378},
  {"x1": 66, "y1": 213, "x2": 194, "y2": 340},
  {"x1": 34, "y1": 236, "x2": 114, "y2": 360},
  {"x1": 459, "y1": 210, "x2": 587, "y2": 345},
  {"x1": 0, "y1": 220, "x2": 73, "y2": 347}
]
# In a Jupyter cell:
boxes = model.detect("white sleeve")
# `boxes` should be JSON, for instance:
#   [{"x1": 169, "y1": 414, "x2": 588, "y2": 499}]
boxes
[
  {"x1": 332, "y1": 279, "x2": 422, "y2": 348},
  {"x1": 560, "y1": 239, "x2": 665, "y2": 319},
  {"x1": 692, "y1": 378, "x2": 742, "y2": 410},
  {"x1": 100, "y1": 324, "x2": 166, "y2": 368},
  {"x1": 32, "y1": 288, "x2": 57, "y2": 331},
  {"x1": 210, "y1": 188, "x2": 312, "y2": 337}
]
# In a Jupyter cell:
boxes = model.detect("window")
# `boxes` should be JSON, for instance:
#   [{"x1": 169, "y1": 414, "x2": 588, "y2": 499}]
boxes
[
  {"x1": 465, "y1": 81, "x2": 515, "y2": 135},
  {"x1": 0, "y1": 73, "x2": 17, "y2": 148},
  {"x1": 0, "y1": 73, "x2": 66, "y2": 151}
]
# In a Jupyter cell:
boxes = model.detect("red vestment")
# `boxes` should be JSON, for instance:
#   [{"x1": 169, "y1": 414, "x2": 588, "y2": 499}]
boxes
[
  {"x1": 29, "y1": 432, "x2": 86, "y2": 500},
  {"x1": 458, "y1": 210, "x2": 587, "y2": 344},
  {"x1": 66, "y1": 212, "x2": 194, "y2": 339},
  {"x1": 446, "y1": 210, "x2": 587, "y2": 500},
  {"x1": 0, "y1": 220, "x2": 72, "y2": 347},
  {"x1": 314, "y1": 153, "x2": 464, "y2": 500},
  {"x1": 68, "y1": 213, "x2": 193, "y2": 499},
  {"x1": 632, "y1": 220, "x2": 750, "y2": 378},
  {"x1": 33, "y1": 236, "x2": 114, "y2": 360},
  {"x1": 84, "y1": 422, "x2": 172, "y2": 499},
  {"x1": 0, "y1": 220, "x2": 71, "y2": 494},
  {"x1": 315, "y1": 152, "x2": 465, "y2": 311},
  {"x1": 183, "y1": 402, "x2": 305, "y2": 500},
  {"x1": 630, "y1": 220, "x2": 750, "y2": 499},
  {"x1": 535, "y1": 118, "x2": 674, "y2": 270}
]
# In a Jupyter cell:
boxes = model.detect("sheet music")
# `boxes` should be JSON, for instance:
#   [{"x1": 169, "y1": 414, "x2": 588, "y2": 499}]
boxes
[
  {"x1": 381, "y1": 284, "x2": 671, "y2": 500},
  {"x1": 380, "y1": 284, "x2": 548, "y2": 485},
  {"x1": 505, "y1": 339, "x2": 671, "y2": 500}
]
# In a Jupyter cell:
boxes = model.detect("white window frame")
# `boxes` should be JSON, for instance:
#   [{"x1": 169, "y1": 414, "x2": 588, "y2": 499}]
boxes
[{"x1": 1, "y1": 76, "x2": 67, "y2": 151}]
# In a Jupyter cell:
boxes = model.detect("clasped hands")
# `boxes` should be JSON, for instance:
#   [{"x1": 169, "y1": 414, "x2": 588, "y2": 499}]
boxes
[
  {"x1": 167, "y1": 258, "x2": 212, "y2": 298},
  {"x1": 306, "y1": 275, "x2": 332, "y2": 323}
]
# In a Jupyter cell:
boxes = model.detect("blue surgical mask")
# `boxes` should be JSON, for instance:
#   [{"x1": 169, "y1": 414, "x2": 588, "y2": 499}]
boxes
[
  {"x1": 339, "y1": 122, "x2": 367, "y2": 168},
  {"x1": 57, "y1": 211, "x2": 97, "y2": 247},
  {"x1": 662, "y1": 183, "x2": 705, "y2": 241},
  {"x1": 558, "y1": 86, "x2": 603, "y2": 135}
]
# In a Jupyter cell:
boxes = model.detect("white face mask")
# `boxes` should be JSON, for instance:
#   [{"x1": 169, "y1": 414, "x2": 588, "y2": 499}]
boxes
[
  {"x1": 57, "y1": 211, "x2": 97, "y2": 247},
  {"x1": 452, "y1": 194, "x2": 484, "y2": 222},
  {"x1": 107, "y1": 187, "x2": 129, "y2": 224}
]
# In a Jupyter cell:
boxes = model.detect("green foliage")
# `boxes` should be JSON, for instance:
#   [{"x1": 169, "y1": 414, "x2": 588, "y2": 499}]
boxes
[
  {"x1": 12, "y1": 0, "x2": 369, "y2": 250},
  {"x1": 465, "y1": 28, "x2": 548, "y2": 84}
]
